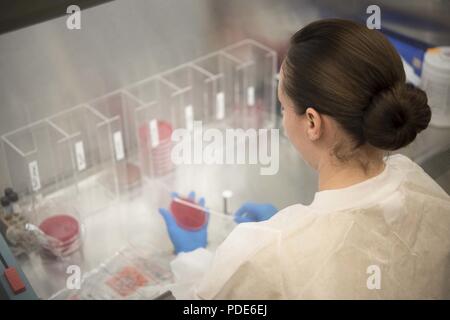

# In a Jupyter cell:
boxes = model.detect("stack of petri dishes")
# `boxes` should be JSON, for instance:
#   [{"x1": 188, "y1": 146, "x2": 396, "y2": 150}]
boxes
[
  {"x1": 39, "y1": 214, "x2": 81, "y2": 257},
  {"x1": 139, "y1": 120, "x2": 175, "y2": 177}
]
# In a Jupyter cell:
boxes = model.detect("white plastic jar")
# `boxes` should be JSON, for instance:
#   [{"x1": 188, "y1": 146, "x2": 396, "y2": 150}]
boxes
[{"x1": 421, "y1": 47, "x2": 450, "y2": 128}]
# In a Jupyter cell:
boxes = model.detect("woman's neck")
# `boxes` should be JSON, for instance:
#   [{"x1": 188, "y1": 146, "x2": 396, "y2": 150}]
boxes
[{"x1": 317, "y1": 157, "x2": 386, "y2": 192}]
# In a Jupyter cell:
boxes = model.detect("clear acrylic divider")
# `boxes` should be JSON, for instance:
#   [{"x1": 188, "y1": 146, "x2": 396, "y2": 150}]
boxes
[
  {"x1": 126, "y1": 76, "x2": 178, "y2": 180},
  {"x1": 48, "y1": 104, "x2": 119, "y2": 217},
  {"x1": 2, "y1": 120, "x2": 75, "y2": 205},
  {"x1": 88, "y1": 91, "x2": 144, "y2": 195},
  {"x1": 1, "y1": 39, "x2": 278, "y2": 299},
  {"x1": 1, "y1": 119, "x2": 83, "y2": 261},
  {"x1": 192, "y1": 51, "x2": 241, "y2": 129},
  {"x1": 223, "y1": 39, "x2": 277, "y2": 129}
]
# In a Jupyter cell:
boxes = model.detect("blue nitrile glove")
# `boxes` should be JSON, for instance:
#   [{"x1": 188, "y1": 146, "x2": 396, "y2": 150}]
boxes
[
  {"x1": 159, "y1": 191, "x2": 209, "y2": 254},
  {"x1": 234, "y1": 202, "x2": 278, "y2": 223}
]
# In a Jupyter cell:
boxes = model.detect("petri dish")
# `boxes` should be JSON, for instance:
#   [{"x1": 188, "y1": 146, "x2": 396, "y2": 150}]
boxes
[
  {"x1": 138, "y1": 120, "x2": 173, "y2": 147},
  {"x1": 170, "y1": 198, "x2": 206, "y2": 231},
  {"x1": 39, "y1": 215, "x2": 80, "y2": 245},
  {"x1": 139, "y1": 120, "x2": 175, "y2": 177}
]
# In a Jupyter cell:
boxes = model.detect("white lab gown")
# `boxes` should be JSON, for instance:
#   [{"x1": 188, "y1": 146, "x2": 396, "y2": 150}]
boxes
[{"x1": 168, "y1": 154, "x2": 450, "y2": 299}]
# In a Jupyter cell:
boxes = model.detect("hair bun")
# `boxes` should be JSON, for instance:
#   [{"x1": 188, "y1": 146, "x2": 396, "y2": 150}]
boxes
[{"x1": 363, "y1": 82, "x2": 431, "y2": 151}]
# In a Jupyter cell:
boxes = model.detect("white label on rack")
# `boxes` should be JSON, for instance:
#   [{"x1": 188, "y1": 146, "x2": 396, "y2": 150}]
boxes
[
  {"x1": 28, "y1": 160, "x2": 41, "y2": 192},
  {"x1": 216, "y1": 91, "x2": 225, "y2": 120},
  {"x1": 149, "y1": 119, "x2": 159, "y2": 148},
  {"x1": 113, "y1": 131, "x2": 125, "y2": 161},
  {"x1": 75, "y1": 141, "x2": 86, "y2": 171},
  {"x1": 247, "y1": 86, "x2": 255, "y2": 106},
  {"x1": 185, "y1": 104, "x2": 194, "y2": 130}
]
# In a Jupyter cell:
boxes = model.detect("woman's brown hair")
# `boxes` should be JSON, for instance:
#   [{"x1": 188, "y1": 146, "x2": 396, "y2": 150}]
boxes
[{"x1": 282, "y1": 19, "x2": 431, "y2": 156}]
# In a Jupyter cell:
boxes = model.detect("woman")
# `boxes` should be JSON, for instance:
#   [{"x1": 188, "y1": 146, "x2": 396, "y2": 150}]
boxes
[{"x1": 159, "y1": 19, "x2": 450, "y2": 299}]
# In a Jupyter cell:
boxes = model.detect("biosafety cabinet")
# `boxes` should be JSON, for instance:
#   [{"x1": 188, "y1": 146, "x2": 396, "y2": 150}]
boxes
[
  {"x1": 2, "y1": 0, "x2": 450, "y2": 302},
  {"x1": 0, "y1": 39, "x2": 278, "y2": 300}
]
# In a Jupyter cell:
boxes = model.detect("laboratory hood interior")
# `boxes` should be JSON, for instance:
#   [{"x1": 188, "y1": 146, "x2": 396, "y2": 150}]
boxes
[{"x1": 0, "y1": 0, "x2": 449, "y2": 300}]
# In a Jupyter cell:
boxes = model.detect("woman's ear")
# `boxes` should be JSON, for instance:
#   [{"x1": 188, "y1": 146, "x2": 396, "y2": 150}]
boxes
[
  {"x1": 307, "y1": 112, "x2": 314, "y2": 127},
  {"x1": 305, "y1": 107, "x2": 322, "y2": 141}
]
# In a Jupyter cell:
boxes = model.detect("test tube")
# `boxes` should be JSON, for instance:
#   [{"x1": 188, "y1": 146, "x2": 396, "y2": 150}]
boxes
[
  {"x1": 222, "y1": 190, "x2": 233, "y2": 215},
  {"x1": 1, "y1": 196, "x2": 12, "y2": 218},
  {"x1": 8, "y1": 191, "x2": 21, "y2": 215}
]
